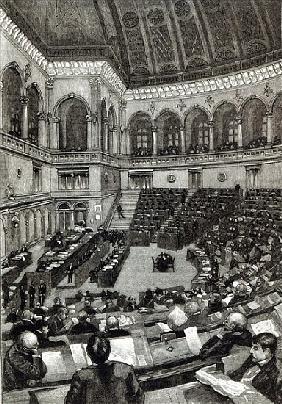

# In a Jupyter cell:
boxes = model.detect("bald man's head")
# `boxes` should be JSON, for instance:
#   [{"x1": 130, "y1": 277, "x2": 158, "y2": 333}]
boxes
[
  {"x1": 19, "y1": 332, "x2": 39, "y2": 353},
  {"x1": 224, "y1": 312, "x2": 247, "y2": 331}
]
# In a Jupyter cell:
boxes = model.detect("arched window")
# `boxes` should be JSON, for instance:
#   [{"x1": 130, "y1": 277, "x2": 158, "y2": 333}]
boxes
[
  {"x1": 58, "y1": 97, "x2": 87, "y2": 151},
  {"x1": 27, "y1": 85, "x2": 40, "y2": 146},
  {"x1": 213, "y1": 103, "x2": 238, "y2": 149},
  {"x1": 2, "y1": 65, "x2": 23, "y2": 137},
  {"x1": 185, "y1": 108, "x2": 210, "y2": 152},
  {"x1": 156, "y1": 111, "x2": 181, "y2": 154},
  {"x1": 242, "y1": 98, "x2": 267, "y2": 147},
  {"x1": 272, "y1": 94, "x2": 282, "y2": 144},
  {"x1": 128, "y1": 112, "x2": 153, "y2": 156},
  {"x1": 74, "y1": 203, "x2": 87, "y2": 226},
  {"x1": 57, "y1": 203, "x2": 72, "y2": 232}
]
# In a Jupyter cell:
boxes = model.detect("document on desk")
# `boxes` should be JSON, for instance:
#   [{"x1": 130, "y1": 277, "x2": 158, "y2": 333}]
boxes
[
  {"x1": 251, "y1": 318, "x2": 280, "y2": 337},
  {"x1": 70, "y1": 344, "x2": 88, "y2": 369},
  {"x1": 42, "y1": 351, "x2": 67, "y2": 382},
  {"x1": 108, "y1": 337, "x2": 137, "y2": 366},
  {"x1": 184, "y1": 327, "x2": 202, "y2": 355}
]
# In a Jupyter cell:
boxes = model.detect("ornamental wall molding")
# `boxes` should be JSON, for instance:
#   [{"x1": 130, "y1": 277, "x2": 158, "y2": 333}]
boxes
[
  {"x1": 1, "y1": 7, "x2": 282, "y2": 101},
  {"x1": 0, "y1": 8, "x2": 48, "y2": 71},
  {"x1": 124, "y1": 61, "x2": 282, "y2": 101}
]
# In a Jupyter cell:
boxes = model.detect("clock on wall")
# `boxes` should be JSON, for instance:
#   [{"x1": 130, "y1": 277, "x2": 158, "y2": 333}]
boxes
[{"x1": 217, "y1": 172, "x2": 227, "y2": 182}]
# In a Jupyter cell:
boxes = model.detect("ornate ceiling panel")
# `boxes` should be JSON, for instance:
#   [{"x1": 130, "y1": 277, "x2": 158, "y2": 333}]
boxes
[{"x1": 1, "y1": 0, "x2": 281, "y2": 88}]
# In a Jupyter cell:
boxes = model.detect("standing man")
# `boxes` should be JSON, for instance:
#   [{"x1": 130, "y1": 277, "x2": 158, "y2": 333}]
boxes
[
  {"x1": 19, "y1": 285, "x2": 27, "y2": 311},
  {"x1": 67, "y1": 264, "x2": 74, "y2": 284},
  {"x1": 38, "y1": 280, "x2": 47, "y2": 306},
  {"x1": 65, "y1": 333, "x2": 144, "y2": 404},
  {"x1": 2, "y1": 279, "x2": 10, "y2": 308},
  {"x1": 28, "y1": 282, "x2": 36, "y2": 309},
  {"x1": 117, "y1": 203, "x2": 125, "y2": 219}
]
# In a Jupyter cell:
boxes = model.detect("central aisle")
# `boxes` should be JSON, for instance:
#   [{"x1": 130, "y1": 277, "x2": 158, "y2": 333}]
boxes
[{"x1": 113, "y1": 244, "x2": 197, "y2": 301}]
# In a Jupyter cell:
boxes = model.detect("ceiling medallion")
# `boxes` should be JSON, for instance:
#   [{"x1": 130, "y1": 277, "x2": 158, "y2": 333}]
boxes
[{"x1": 122, "y1": 12, "x2": 139, "y2": 29}]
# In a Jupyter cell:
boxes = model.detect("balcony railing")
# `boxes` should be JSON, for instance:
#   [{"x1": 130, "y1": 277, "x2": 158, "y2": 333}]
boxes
[
  {"x1": 119, "y1": 144, "x2": 282, "y2": 168},
  {"x1": 1, "y1": 131, "x2": 281, "y2": 168}
]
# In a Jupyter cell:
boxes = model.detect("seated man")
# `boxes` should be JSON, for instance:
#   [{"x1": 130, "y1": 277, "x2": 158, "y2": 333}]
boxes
[
  {"x1": 3, "y1": 331, "x2": 47, "y2": 391},
  {"x1": 65, "y1": 333, "x2": 144, "y2": 404},
  {"x1": 199, "y1": 312, "x2": 252, "y2": 359},
  {"x1": 10, "y1": 310, "x2": 39, "y2": 341},
  {"x1": 47, "y1": 307, "x2": 72, "y2": 336},
  {"x1": 229, "y1": 332, "x2": 280, "y2": 403},
  {"x1": 70, "y1": 311, "x2": 99, "y2": 335}
]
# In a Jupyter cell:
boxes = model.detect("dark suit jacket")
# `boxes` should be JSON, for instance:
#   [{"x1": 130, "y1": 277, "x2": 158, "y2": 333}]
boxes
[
  {"x1": 3, "y1": 343, "x2": 47, "y2": 391},
  {"x1": 230, "y1": 355, "x2": 280, "y2": 403},
  {"x1": 65, "y1": 361, "x2": 144, "y2": 404},
  {"x1": 199, "y1": 329, "x2": 252, "y2": 359}
]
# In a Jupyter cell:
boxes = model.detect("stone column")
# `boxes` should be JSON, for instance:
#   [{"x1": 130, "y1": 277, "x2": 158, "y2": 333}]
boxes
[
  {"x1": 125, "y1": 128, "x2": 131, "y2": 155},
  {"x1": 119, "y1": 99, "x2": 127, "y2": 155},
  {"x1": 112, "y1": 125, "x2": 118, "y2": 154},
  {"x1": 180, "y1": 126, "x2": 185, "y2": 154},
  {"x1": 51, "y1": 117, "x2": 60, "y2": 149},
  {"x1": 89, "y1": 77, "x2": 101, "y2": 149},
  {"x1": 208, "y1": 121, "x2": 214, "y2": 151},
  {"x1": 86, "y1": 115, "x2": 93, "y2": 150},
  {"x1": 20, "y1": 95, "x2": 29, "y2": 140},
  {"x1": 266, "y1": 112, "x2": 273, "y2": 144},
  {"x1": 38, "y1": 112, "x2": 47, "y2": 147},
  {"x1": 236, "y1": 116, "x2": 243, "y2": 148},
  {"x1": 103, "y1": 118, "x2": 109, "y2": 153},
  {"x1": 152, "y1": 126, "x2": 158, "y2": 155},
  {"x1": 0, "y1": 81, "x2": 3, "y2": 130},
  {"x1": 46, "y1": 78, "x2": 54, "y2": 148}
]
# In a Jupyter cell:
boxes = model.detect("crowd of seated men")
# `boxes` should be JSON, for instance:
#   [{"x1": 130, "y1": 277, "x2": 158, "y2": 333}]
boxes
[
  {"x1": 132, "y1": 147, "x2": 152, "y2": 157},
  {"x1": 215, "y1": 141, "x2": 238, "y2": 152},
  {"x1": 158, "y1": 145, "x2": 180, "y2": 155},
  {"x1": 2, "y1": 244, "x2": 31, "y2": 269},
  {"x1": 246, "y1": 135, "x2": 267, "y2": 149},
  {"x1": 130, "y1": 188, "x2": 187, "y2": 244},
  {"x1": 186, "y1": 143, "x2": 209, "y2": 154},
  {"x1": 158, "y1": 188, "x2": 239, "y2": 249}
]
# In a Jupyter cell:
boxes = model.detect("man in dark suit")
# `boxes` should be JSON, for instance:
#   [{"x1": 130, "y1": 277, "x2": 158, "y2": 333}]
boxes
[
  {"x1": 229, "y1": 332, "x2": 280, "y2": 403},
  {"x1": 3, "y1": 331, "x2": 47, "y2": 391},
  {"x1": 65, "y1": 333, "x2": 144, "y2": 404},
  {"x1": 199, "y1": 312, "x2": 252, "y2": 359},
  {"x1": 38, "y1": 280, "x2": 47, "y2": 306}
]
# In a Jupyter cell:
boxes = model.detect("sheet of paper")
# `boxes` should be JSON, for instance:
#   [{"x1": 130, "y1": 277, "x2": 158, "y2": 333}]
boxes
[
  {"x1": 108, "y1": 337, "x2": 137, "y2": 366},
  {"x1": 251, "y1": 319, "x2": 280, "y2": 337},
  {"x1": 70, "y1": 344, "x2": 88, "y2": 369},
  {"x1": 184, "y1": 327, "x2": 202, "y2": 355},
  {"x1": 157, "y1": 322, "x2": 172, "y2": 332},
  {"x1": 42, "y1": 351, "x2": 67, "y2": 382}
]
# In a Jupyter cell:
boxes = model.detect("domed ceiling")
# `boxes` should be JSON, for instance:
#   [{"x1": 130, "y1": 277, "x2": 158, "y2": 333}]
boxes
[{"x1": 1, "y1": 0, "x2": 281, "y2": 88}]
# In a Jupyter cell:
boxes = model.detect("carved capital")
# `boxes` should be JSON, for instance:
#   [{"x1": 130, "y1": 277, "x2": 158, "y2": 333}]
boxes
[
  {"x1": 37, "y1": 111, "x2": 47, "y2": 121},
  {"x1": 86, "y1": 114, "x2": 93, "y2": 122},
  {"x1": 46, "y1": 77, "x2": 54, "y2": 89},
  {"x1": 152, "y1": 126, "x2": 158, "y2": 132},
  {"x1": 236, "y1": 116, "x2": 243, "y2": 124},
  {"x1": 120, "y1": 99, "x2": 127, "y2": 110},
  {"x1": 53, "y1": 116, "x2": 60, "y2": 123},
  {"x1": 207, "y1": 121, "x2": 214, "y2": 127},
  {"x1": 20, "y1": 95, "x2": 29, "y2": 105}
]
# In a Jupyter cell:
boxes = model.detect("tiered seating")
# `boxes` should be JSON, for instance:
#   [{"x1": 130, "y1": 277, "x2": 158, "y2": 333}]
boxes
[
  {"x1": 157, "y1": 188, "x2": 239, "y2": 250},
  {"x1": 129, "y1": 188, "x2": 187, "y2": 246}
]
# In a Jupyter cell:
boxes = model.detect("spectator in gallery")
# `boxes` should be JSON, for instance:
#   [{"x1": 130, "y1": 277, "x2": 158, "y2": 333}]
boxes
[
  {"x1": 229, "y1": 332, "x2": 280, "y2": 403},
  {"x1": 117, "y1": 203, "x2": 125, "y2": 219},
  {"x1": 199, "y1": 312, "x2": 252, "y2": 359},
  {"x1": 3, "y1": 331, "x2": 47, "y2": 391},
  {"x1": 38, "y1": 280, "x2": 47, "y2": 306},
  {"x1": 65, "y1": 333, "x2": 144, "y2": 404}
]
